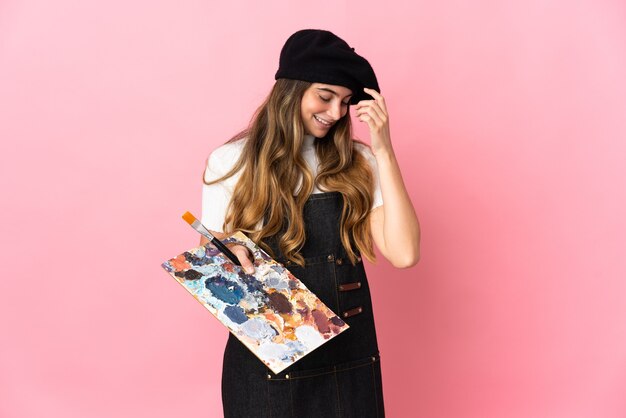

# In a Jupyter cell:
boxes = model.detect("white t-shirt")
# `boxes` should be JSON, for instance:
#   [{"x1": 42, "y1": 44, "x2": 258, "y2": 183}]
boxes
[{"x1": 201, "y1": 134, "x2": 383, "y2": 232}]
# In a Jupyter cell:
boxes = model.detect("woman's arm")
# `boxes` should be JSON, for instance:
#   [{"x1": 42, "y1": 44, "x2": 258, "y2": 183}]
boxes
[{"x1": 355, "y1": 87, "x2": 421, "y2": 268}]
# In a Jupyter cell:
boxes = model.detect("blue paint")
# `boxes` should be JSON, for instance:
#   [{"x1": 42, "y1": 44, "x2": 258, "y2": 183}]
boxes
[
  {"x1": 205, "y1": 276, "x2": 244, "y2": 304},
  {"x1": 238, "y1": 272, "x2": 265, "y2": 293},
  {"x1": 184, "y1": 251, "x2": 210, "y2": 266},
  {"x1": 224, "y1": 305, "x2": 248, "y2": 324}
]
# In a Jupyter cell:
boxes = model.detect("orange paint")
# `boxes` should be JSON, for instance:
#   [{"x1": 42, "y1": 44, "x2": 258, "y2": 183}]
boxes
[{"x1": 170, "y1": 254, "x2": 190, "y2": 270}]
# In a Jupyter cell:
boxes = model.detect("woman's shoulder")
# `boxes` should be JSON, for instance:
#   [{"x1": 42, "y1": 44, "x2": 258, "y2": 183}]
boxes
[
  {"x1": 208, "y1": 137, "x2": 247, "y2": 163},
  {"x1": 204, "y1": 137, "x2": 248, "y2": 182}
]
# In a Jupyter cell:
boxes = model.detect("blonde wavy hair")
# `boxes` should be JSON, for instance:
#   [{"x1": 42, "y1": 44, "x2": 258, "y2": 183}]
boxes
[{"x1": 203, "y1": 79, "x2": 376, "y2": 266}]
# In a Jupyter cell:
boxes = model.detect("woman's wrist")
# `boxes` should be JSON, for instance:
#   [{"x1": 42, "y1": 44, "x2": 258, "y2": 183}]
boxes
[{"x1": 372, "y1": 145, "x2": 396, "y2": 165}]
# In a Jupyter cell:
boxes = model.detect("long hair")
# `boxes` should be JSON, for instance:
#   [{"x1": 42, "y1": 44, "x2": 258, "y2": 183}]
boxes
[{"x1": 203, "y1": 78, "x2": 376, "y2": 266}]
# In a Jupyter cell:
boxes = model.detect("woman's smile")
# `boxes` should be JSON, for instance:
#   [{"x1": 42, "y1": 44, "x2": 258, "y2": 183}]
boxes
[{"x1": 314, "y1": 114, "x2": 333, "y2": 128}]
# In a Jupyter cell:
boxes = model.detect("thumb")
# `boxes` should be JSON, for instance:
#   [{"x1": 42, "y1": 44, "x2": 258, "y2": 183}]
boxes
[{"x1": 230, "y1": 245, "x2": 255, "y2": 274}]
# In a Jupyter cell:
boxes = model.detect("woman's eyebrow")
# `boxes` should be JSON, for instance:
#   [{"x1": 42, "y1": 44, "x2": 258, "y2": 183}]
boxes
[{"x1": 316, "y1": 87, "x2": 353, "y2": 98}]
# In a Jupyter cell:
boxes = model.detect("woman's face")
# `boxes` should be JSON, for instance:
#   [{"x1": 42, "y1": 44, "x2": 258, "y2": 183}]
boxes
[{"x1": 300, "y1": 83, "x2": 353, "y2": 137}]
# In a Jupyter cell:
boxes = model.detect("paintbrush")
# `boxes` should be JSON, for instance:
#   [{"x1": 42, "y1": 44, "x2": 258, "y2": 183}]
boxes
[{"x1": 182, "y1": 211, "x2": 242, "y2": 266}]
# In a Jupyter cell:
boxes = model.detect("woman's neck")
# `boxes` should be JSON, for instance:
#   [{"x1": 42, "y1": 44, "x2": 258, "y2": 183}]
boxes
[{"x1": 303, "y1": 134, "x2": 315, "y2": 148}]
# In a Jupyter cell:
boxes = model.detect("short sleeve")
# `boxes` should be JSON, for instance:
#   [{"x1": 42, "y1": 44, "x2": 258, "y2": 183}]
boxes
[
  {"x1": 200, "y1": 141, "x2": 245, "y2": 232},
  {"x1": 354, "y1": 142, "x2": 383, "y2": 211}
]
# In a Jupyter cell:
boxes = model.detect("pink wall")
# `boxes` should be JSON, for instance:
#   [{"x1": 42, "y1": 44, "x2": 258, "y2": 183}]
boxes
[{"x1": 2, "y1": 1, "x2": 625, "y2": 417}]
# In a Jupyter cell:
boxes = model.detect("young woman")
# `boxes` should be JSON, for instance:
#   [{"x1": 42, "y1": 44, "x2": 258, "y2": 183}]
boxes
[{"x1": 200, "y1": 29, "x2": 420, "y2": 418}]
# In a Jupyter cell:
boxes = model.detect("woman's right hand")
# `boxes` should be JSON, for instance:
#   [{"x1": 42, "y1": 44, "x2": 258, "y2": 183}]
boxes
[{"x1": 199, "y1": 231, "x2": 255, "y2": 274}]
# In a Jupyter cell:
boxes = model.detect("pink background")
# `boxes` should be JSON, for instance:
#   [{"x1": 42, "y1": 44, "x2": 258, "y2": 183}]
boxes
[{"x1": 2, "y1": 1, "x2": 625, "y2": 417}]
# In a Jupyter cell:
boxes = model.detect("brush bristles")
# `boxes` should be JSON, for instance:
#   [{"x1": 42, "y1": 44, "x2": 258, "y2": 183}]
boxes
[{"x1": 182, "y1": 211, "x2": 197, "y2": 225}]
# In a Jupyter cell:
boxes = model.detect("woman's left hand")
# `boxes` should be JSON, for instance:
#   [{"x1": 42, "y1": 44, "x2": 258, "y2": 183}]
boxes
[{"x1": 354, "y1": 87, "x2": 392, "y2": 155}]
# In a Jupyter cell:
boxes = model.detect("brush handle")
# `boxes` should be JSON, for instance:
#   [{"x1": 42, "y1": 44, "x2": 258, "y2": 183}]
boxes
[{"x1": 211, "y1": 237, "x2": 242, "y2": 266}]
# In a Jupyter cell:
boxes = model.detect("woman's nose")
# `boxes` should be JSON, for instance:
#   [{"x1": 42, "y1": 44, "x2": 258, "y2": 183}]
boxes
[{"x1": 326, "y1": 101, "x2": 342, "y2": 121}]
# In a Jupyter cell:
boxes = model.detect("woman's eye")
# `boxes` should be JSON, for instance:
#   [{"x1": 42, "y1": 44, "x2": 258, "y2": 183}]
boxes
[
  {"x1": 342, "y1": 101, "x2": 350, "y2": 106},
  {"x1": 319, "y1": 95, "x2": 331, "y2": 102}
]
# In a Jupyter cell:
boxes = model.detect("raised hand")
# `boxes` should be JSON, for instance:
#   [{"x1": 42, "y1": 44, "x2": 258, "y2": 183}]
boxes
[{"x1": 354, "y1": 87, "x2": 392, "y2": 155}]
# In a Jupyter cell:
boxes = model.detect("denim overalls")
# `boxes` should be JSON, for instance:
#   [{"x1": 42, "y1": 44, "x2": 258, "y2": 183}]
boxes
[{"x1": 221, "y1": 192, "x2": 385, "y2": 417}]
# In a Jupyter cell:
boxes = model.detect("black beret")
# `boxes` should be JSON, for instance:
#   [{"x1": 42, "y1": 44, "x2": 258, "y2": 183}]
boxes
[{"x1": 275, "y1": 29, "x2": 380, "y2": 105}]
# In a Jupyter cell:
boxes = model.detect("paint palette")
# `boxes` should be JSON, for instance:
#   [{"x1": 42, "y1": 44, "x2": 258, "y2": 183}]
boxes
[{"x1": 161, "y1": 231, "x2": 349, "y2": 374}]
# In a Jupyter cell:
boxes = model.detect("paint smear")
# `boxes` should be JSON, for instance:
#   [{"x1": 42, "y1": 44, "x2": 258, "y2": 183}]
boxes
[{"x1": 268, "y1": 292, "x2": 293, "y2": 314}]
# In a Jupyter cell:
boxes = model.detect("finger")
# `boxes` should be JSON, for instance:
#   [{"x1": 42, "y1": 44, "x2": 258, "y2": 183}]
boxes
[
  {"x1": 368, "y1": 101, "x2": 387, "y2": 123},
  {"x1": 363, "y1": 87, "x2": 382, "y2": 100},
  {"x1": 231, "y1": 245, "x2": 255, "y2": 274},
  {"x1": 353, "y1": 100, "x2": 375, "y2": 109},
  {"x1": 354, "y1": 106, "x2": 365, "y2": 117},
  {"x1": 357, "y1": 113, "x2": 378, "y2": 131},
  {"x1": 363, "y1": 87, "x2": 388, "y2": 113},
  {"x1": 358, "y1": 105, "x2": 384, "y2": 128},
  {"x1": 356, "y1": 101, "x2": 386, "y2": 121},
  {"x1": 354, "y1": 102, "x2": 387, "y2": 120},
  {"x1": 354, "y1": 99, "x2": 386, "y2": 120},
  {"x1": 208, "y1": 229, "x2": 227, "y2": 240}
]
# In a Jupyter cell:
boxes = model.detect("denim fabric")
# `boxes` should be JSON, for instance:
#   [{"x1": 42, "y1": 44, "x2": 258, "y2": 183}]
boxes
[{"x1": 222, "y1": 192, "x2": 385, "y2": 417}]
